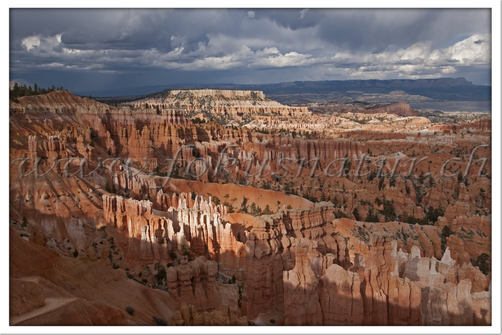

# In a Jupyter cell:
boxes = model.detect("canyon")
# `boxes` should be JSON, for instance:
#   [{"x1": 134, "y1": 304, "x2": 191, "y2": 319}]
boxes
[{"x1": 9, "y1": 89, "x2": 491, "y2": 326}]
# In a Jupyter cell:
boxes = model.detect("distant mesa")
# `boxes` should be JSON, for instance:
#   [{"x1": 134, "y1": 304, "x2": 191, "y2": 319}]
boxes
[
  {"x1": 363, "y1": 102, "x2": 418, "y2": 117},
  {"x1": 73, "y1": 78, "x2": 490, "y2": 103},
  {"x1": 131, "y1": 88, "x2": 311, "y2": 118}
]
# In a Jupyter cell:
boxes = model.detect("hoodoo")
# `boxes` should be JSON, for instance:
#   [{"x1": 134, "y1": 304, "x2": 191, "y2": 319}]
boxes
[{"x1": 9, "y1": 87, "x2": 491, "y2": 326}]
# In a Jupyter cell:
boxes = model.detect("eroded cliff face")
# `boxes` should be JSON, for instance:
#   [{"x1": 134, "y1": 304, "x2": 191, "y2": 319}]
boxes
[
  {"x1": 244, "y1": 204, "x2": 491, "y2": 326},
  {"x1": 10, "y1": 90, "x2": 363, "y2": 180},
  {"x1": 306, "y1": 101, "x2": 418, "y2": 117},
  {"x1": 168, "y1": 302, "x2": 247, "y2": 326},
  {"x1": 102, "y1": 192, "x2": 245, "y2": 271},
  {"x1": 363, "y1": 102, "x2": 418, "y2": 117},
  {"x1": 433, "y1": 119, "x2": 492, "y2": 134},
  {"x1": 9, "y1": 90, "x2": 491, "y2": 326},
  {"x1": 131, "y1": 89, "x2": 311, "y2": 118}
]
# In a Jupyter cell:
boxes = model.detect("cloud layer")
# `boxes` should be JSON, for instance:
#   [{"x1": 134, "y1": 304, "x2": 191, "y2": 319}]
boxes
[{"x1": 9, "y1": 8, "x2": 491, "y2": 91}]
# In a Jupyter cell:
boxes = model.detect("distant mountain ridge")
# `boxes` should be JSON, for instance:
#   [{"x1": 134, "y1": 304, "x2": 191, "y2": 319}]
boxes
[{"x1": 77, "y1": 78, "x2": 490, "y2": 103}]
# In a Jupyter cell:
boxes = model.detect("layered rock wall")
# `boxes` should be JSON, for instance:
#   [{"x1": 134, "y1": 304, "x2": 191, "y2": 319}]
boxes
[
  {"x1": 244, "y1": 204, "x2": 491, "y2": 326},
  {"x1": 102, "y1": 193, "x2": 244, "y2": 270}
]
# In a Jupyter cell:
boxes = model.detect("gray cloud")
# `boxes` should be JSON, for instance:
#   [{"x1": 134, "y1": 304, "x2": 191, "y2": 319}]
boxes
[{"x1": 9, "y1": 8, "x2": 492, "y2": 91}]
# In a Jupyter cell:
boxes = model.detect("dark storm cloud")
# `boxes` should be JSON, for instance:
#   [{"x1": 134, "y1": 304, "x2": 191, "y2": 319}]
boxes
[
  {"x1": 9, "y1": 8, "x2": 492, "y2": 91},
  {"x1": 250, "y1": 9, "x2": 320, "y2": 30},
  {"x1": 250, "y1": 9, "x2": 490, "y2": 52}
]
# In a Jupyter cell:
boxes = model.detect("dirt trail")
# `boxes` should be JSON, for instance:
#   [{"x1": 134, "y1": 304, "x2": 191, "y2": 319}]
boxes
[{"x1": 10, "y1": 297, "x2": 78, "y2": 325}]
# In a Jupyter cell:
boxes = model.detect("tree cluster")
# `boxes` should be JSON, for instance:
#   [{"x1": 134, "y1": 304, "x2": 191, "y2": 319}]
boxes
[{"x1": 10, "y1": 82, "x2": 64, "y2": 101}]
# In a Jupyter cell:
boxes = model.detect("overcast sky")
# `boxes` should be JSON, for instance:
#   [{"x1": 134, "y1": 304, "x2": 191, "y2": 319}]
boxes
[{"x1": 9, "y1": 8, "x2": 491, "y2": 92}]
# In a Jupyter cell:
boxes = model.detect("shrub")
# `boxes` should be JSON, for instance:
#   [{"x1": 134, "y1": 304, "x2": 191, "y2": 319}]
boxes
[
  {"x1": 442, "y1": 226, "x2": 453, "y2": 239},
  {"x1": 352, "y1": 208, "x2": 360, "y2": 221},
  {"x1": 240, "y1": 197, "x2": 248, "y2": 213},
  {"x1": 125, "y1": 306, "x2": 134, "y2": 316},
  {"x1": 155, "y1": 262, "x2": 167, "y2": 281},
  {"x1": 476, "y1": 253, "x2": 490, "y2": 275},
  {"x1": 334, "y1": 210, "x2": 347, "y2": 219},
  {"x1": 152, "y1": 316, "x2": 167, "y2": 326},
  {"x1": 417, "y1": 217, "x2": 430, "y2": 226},
  {"x1": 192, "y1": 117, "x2": 206, "y2": 124},
  {"x1": 270, "y1": 319, "x2": 276, "y2": 324},
  {"x1": 379, "y1": 197, "x2": 396, "y2": 221},
  {"x1": 249, "y1": 202, "x2": 262, "y2": 215},
  {"x1": 378, "y1": 178, "x2": 385, "y2": 191},
  {"x1": 365, "y1": 209, "x2": 378, "y2": 223},
  {"x1": 426, "y1": 206, "x2": 444, "y2": 224},
  {"x1": 367, "y1": 170, "x2": 377, "y2": 182},
  {"x1": 182, "y1": 245, "x2": 191, "y2": 256},
  {"x1": 73, "y1": 249, "x2": 79, "y2": 258},
  {"x1": 457, "y1": 171, "x2": 463, "y2": 183}
]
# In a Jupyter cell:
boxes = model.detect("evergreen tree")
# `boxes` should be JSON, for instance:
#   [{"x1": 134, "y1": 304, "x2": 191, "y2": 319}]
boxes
[
  {"x1": 10, "y1": 82, "x2": 65, "y2": 100},
  {"x1": 352, "y1": 208, "x2": 360, "y2": 221}
]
